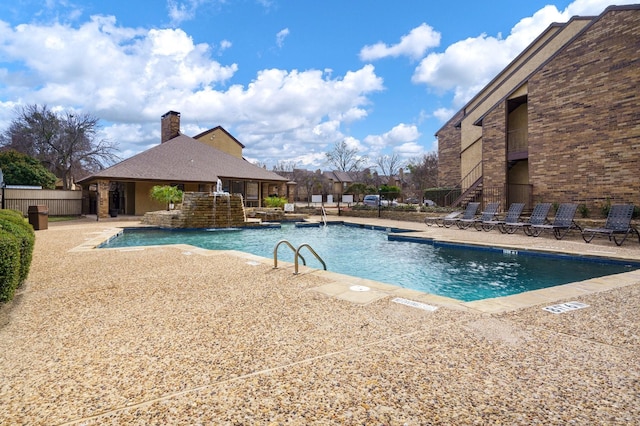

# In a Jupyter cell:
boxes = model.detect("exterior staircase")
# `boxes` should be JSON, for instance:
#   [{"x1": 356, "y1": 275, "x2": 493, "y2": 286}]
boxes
[
  {"x1": 450, "y1": 177, "x2": 483, "y2": 207},
  {"x1": 444, "y1": 161, "x2": 483, "y2": 208}
]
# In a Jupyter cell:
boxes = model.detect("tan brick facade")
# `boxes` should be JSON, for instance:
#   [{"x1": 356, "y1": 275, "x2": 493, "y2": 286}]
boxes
[
  {"x1": 527, "y1": 8, "x2": 640, "y2": 211},
  {"x1": 436, "y1": 6, "x2": 639, "y2": 215},
  {"x1": 482, "y1": 103, "x2": 507, "y2": 192},
  {"x1": 436, "y1": 110, "x2": 463, "y2": 187}
]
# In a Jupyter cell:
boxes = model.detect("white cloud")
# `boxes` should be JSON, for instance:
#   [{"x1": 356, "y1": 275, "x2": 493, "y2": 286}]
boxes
[
  {"x1": 432, "y1": 107, "x2": 456, "y2": 123},
  {"x1": 276, "y1": 28, "x2": 289, "y2": 48},
  {"x1": 359, "y1": 23, "x2": 441, "y2": 61},
  {"x1": 363, "y1": 123, "x2": 420, "y2": 158},
  {"x1": 218, "y1": 39, "x2": 232, "y2": 55},
  {"x1": 0, "y1": 14, "x2": 388, "y2": 168},
  {"x1": 0, "y1": 15, "x2": 238, "y2": 118},
  {"x1": 413, "y1": 0, "x2": 638, "y2": 111},
  {"x1": 167, "y1": 0, "x2": 213, "y2": 25},
  {"x1": 395, "y1": 141, "x2": 426, "y2": 157}
]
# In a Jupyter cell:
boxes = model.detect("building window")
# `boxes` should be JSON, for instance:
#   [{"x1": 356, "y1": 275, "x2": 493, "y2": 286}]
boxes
[{"x1": 246, "y1": 182, "x2": 259, "y2": 200}]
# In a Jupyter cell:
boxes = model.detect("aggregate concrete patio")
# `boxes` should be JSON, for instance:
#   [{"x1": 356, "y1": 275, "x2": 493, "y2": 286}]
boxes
[{"x1": 0, "y1": 216, "x2": 639, "y2": 424}]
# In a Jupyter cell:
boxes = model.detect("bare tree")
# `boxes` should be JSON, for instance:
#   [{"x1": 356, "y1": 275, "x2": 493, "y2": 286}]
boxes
[
  {"x1": 297, "y1": 169, "x2": 325, "y2": 205},
  {"x1": 406, "y1": 152, "x2": 438, "y2": 197},
  {"x1": 375, "y1": 153, "x2": 403, "y2": 182},
  {"x1": 272, "y1": 160, "x2": 297, "y2": 173},
  {"x1": 325, "y1": 140, "x2": 368, "y2": 172},
  {"x1": 2, "y1": 105, "x2": 120, "y2": 189}
]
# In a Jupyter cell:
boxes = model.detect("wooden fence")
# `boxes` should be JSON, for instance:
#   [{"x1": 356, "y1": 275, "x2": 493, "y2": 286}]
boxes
[{"x1": 2, "y1": 188, "x2": 83, "y2": 216}]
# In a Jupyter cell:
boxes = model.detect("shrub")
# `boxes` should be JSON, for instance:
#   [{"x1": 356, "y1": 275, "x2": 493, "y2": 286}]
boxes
[
  {"x1": 263, "y1": 196, "x2": 288, "y2": 208},
  {"x1": 0, "y1": 228, "x2": 21, "y2": 302},
  {"x1": 578, "y1": 203, "x2": 589, "y2": 218},
  {"x1": 150, "y1": 185, "x2": 183, "y2": 210},
  {"x1": 601, "y1": 199, "x2": 611, "y2": 218},
  {"x1": 0, "y1": 209, "x2": 26, "y2": 222},
  {"x1": 0, "y1": 210, "x2": 35, "y2": 286}
]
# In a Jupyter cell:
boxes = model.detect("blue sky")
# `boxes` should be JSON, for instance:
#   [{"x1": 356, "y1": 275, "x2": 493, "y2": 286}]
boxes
[{"x1": 0, "y1": 0, "x2": 633, "y2": 170}]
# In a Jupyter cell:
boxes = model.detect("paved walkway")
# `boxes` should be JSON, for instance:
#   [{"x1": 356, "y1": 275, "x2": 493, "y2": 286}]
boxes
[{"x1": 1, "y1": 216, "x2": 639, "y2": 424}]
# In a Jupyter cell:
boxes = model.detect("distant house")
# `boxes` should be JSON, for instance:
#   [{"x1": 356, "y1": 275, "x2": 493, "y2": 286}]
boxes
[
  {"x1": 323, "y1": 170, "x2": 356, "y2": 201},
  {"x1": 78, "y1": 111, "x2": 289, "y2": 218},
  {"x1": 435, "y1": 5, "x2": 640, "y2": 212}
]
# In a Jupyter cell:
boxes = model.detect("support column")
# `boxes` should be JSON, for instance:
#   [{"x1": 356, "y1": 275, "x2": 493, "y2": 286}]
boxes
[{"x1": 97, "y1": 180, "x2": 110, "y2": 219}]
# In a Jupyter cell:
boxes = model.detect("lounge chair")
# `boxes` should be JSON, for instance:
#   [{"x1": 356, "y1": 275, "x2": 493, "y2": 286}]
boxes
[
  {"x1": 506, "y1": 203, "x2": 552, "y2": 235},
  {"x1": 439, "y1": 202, "x2": 480, "y2": 229},
  {"x1": 455, "y1": 202, "x2": 490, "y2": 230},
  {"x1": 424, "y1": 211, "x2": 462, "y2": 227},
  {"x1": 525, "y1": 203, "x2": 582, "y2": 239},
  {"x1": 582, "y1": 204, "x2": 639, "y2": 246},
  {"x1": 470, "y1": 203, "x2": 501, "y2": 231},
  {"x1": 478, "y1": 202, "x2": 525, "y2": 233},
  {"x1": 446, "y1": 202, "x2": 480, "y2": 228}
]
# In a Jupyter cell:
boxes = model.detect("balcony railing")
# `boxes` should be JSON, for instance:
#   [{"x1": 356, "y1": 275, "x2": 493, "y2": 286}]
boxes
[
  {"x1": 507, "y1": 127, "x2": 528, "y2": 153},
  {"x1": 483, "y1": 184, "x2": 533, "y2": 211}
]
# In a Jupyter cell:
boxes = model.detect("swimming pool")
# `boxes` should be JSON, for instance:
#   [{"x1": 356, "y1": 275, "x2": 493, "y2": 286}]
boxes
[{"x1": 99, "y1": 223, "x2": 639, "y2": 302}]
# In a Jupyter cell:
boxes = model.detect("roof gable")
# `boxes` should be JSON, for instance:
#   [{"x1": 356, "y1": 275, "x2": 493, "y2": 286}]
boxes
[
  {"x1": 78, "y1": 135, "x2": 286, "y2": 183},
  {"x1": 193, "y1": 126, "x2": 246, "y2": 149}
]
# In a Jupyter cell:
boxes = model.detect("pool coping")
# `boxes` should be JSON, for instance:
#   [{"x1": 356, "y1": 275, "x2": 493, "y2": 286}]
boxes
[{"x1": 70, "y1": 221, "x2": 640, "y2": 314}]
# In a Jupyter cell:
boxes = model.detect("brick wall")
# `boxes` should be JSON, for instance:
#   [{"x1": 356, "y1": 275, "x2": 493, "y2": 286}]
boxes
[
  {"x1": 528, "y1": 8, "x2": 640, "y2": 211},
  {"x1": 436, "y1": 110, "x2": 464, "y2": 187},
  {"x1": 482, "y1": 102, "x2": 507, "y2": 205}
]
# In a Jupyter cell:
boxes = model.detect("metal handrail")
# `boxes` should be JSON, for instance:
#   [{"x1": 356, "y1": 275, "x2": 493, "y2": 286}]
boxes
[
  {"x1": 321, "y1": 205, "x2": 328, "y2": 226},
  {"x1": 444, "y1": 161, "x2": 483, "y2": 206},
  {"x1": 294, "y1": 243, "x2": 327, "y2": 275},
  {"x1": 273, "y1": 240, "x2": 306, "y2": 269}
]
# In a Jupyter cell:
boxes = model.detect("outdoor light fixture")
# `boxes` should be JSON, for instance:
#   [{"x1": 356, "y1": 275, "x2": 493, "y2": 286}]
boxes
[{"x1": 0, "y1": 167, "x2": 5, "y2": 209}]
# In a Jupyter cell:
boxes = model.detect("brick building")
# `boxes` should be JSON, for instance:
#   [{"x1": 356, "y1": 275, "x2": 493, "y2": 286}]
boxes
[
  {"x1": 435, "y1": 5, "x2": 639, "y2": 215},
  {"x1": 78, "y1": 111, "x2": 288, "y2": 218}
]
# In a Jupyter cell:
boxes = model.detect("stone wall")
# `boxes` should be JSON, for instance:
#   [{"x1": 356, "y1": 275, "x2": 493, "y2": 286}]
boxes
[
  {"x1": 527, "y1": 8, "x2": 640, "y2": 210},
  {"x1": 142, "y1": 192, "x2": 247, "y2": 228}
]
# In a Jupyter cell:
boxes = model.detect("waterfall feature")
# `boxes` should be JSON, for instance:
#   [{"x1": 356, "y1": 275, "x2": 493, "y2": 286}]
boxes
[
  {"x1": 141, "y1": 192, "x2": 247, "y2": 229},
  {"x1": 212, "y1": 179, "x2": 231, "y2": 228}
]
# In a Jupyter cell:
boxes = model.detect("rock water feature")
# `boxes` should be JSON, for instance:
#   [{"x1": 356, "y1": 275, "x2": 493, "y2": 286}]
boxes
[{"x1": 142, "y1": 190, "x2": 250, "y2": 229}]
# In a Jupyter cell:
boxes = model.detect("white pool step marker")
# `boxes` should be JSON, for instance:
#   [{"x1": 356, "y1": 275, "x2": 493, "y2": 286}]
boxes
[
  {"x1": 543, "y1": 301, "x2": 589, "y2": 314},
  {"x1": 392, "y1": 298, "x2": 438, "y2": 312}
]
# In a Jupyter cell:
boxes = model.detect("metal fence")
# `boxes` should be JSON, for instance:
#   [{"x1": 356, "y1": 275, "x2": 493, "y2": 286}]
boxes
[{"x1": 2, "y1": 188, "x2": 83, "y2": 216}]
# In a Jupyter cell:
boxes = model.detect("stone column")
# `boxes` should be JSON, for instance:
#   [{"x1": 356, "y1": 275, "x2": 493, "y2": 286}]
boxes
[
  {"x1": 96, "y1": 180, "x2": 110, "y2": 219},
  {"x1": 286, "y1": 181, "x2": 297, "y2": 203}
]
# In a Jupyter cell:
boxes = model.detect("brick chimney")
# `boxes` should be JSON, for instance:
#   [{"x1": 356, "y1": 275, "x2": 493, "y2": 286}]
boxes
[{"x1": 161, "y1": 111, "x2": 181, "y2": 143}]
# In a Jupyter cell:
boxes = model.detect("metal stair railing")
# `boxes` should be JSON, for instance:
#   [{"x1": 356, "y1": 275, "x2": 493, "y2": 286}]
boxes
[
  {"x1": 444, "y1": 161, "x2": 483, "y2": 207},
  {"x1": 273, "y1": 240, "x2": 327, "y2": 275},
  {"x1": 273, "y1": 240, "x2": 306, "y2": 269},
  {"x1": 294, "y1": 244, "x2": 327, "y2": 275}
]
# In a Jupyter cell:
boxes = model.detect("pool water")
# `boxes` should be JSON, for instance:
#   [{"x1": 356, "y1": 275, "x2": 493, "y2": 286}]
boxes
[{"x1": 99, "y1": 223, "x2": 639, "y2": 302}]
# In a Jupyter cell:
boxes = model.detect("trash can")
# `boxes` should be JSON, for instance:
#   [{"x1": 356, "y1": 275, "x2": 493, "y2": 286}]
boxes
[{"x1": 28, "y1": 205, "x2": 49, "y2": 230}]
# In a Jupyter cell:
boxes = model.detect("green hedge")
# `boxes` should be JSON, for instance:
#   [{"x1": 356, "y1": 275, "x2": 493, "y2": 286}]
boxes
[{"x1": 0, "y1": 210, "x2": 35, "y2": 302}]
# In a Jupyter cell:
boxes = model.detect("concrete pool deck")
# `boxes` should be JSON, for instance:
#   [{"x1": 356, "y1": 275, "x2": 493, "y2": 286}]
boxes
[{"x1": 1, "y1": 216, "x2": 639, "y2": 424}]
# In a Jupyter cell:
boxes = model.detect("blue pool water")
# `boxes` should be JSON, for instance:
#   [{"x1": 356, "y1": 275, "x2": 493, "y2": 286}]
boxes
[{"x1": 99, "y1": 223, "x2": 639, "y2": 302}]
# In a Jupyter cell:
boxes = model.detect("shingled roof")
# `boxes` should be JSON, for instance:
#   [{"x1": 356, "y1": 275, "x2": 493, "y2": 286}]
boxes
[
  {"x1": 78, "y1": 135, "x2": 287, "y2": 183},
  {"x1": 323, "y1": 170, "x2": 355, "y2": 183}
]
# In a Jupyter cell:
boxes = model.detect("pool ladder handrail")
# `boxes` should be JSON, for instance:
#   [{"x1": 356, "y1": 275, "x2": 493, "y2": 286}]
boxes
[
  {"x1": 320, "y1": 205, "x2": 328, "y2": 226},
  {"x1": 273, "y1": 239, "x2": 327, "y2": 275}
]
